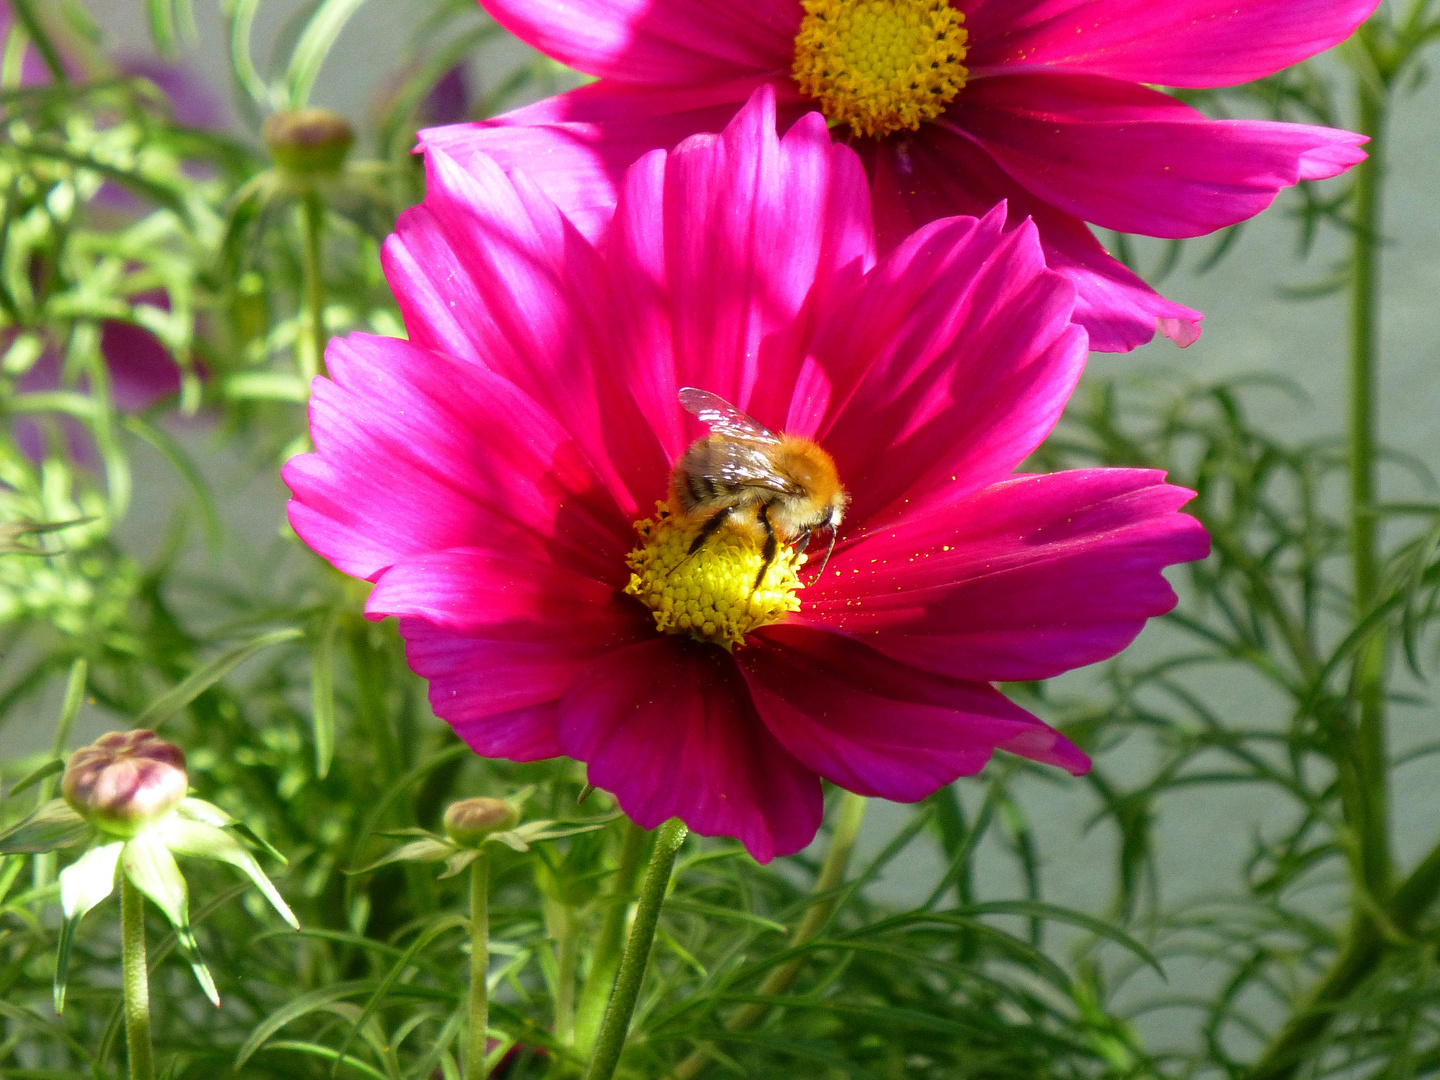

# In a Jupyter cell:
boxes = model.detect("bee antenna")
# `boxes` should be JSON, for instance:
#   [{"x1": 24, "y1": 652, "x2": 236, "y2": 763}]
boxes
[{"x1": 813, "y1": 527, "x2": 839, "y2": 583}]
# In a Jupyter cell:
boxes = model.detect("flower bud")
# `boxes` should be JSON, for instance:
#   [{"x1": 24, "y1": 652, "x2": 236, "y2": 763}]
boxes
[
  {"x1": 62, "y1": 730, "x2": 188, "y2": 837},
  {"x1": 443, "y1": 797, "x2": 520, "y2": 847},
  {"x1": 263, "y1": 108, "x2": 354, "y2": 177}
]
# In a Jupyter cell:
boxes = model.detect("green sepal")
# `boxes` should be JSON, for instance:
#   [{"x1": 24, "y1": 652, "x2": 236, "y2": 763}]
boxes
[
  {"x1": 174, "y1": 797, "x2": 230, "y2": 828},
  {"x1": 500, "y1": 819, "x2": 608, "y2": 851},
  {"x1": 122, "y1": 829, "x2": 219, "y2": 1006},
  {"x1": 177, "y1": 797, "x2": 287, "y2": 864},
  {"x1": 438, "y1": 848, "x2": 480, "y2": 880},
  {"x1": 55, "y1": 840, "x2": 123, "y2": 1013},
  {"x1": 159, "y1": 816, "x2": 299, "y2": 929},
  {"x1": 491, "y1": 831, "x2": 532, "y2": 853},
  {"x1": 348, "y1": 838, "x2": 455, "y2": 875},
  {"x1": 0, "y1": 799, "x2": 92, "y2": 854}
]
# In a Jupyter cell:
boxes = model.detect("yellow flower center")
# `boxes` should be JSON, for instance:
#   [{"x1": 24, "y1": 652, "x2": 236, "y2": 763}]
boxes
[
  {"x1": 624, "y1": 503, "x2": 805, "y2": 651},
  {"x1": 792, "y1": 0, "x2": 968, "y2": 138}
]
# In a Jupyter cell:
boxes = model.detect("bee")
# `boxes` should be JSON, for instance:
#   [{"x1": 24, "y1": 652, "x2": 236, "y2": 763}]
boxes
[{"x1": 669, "y1": 387, "x2": 849, "y2": 590}]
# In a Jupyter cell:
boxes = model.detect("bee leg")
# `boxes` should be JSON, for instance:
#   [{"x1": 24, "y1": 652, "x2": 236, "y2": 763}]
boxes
[
  {"x1": 684, "y1": 506, "x2": 735, "y2": 559},
  {"x1": 752, "y1": 505, "x2": 778, "y2": 593},
  {"x1": 793, "y1": 528, "x2": 812, "y2": 555},
  {"x1": 669, "y1": 507, "x2": 734, "y2": 577}
]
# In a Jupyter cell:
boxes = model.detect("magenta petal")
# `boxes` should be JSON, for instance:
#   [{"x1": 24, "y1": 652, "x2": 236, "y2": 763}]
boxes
[
  {"x1": 283, "y1": 333, "x2": 632, "y2": 584},
  {"x1": 1295, "y1": 136, "x2": 1370, "y2": 181},
  {"x1": 866, "y1": 127, "x2": 1202, "y2": 352},
  {"x1": 367, "y1": 548, "x2": 632, "y2": 635},
  {"x1": 383, "y1": 145, "x2": 665, "y2": 512},
  {"x1": 365, "y1": 550, "x2": 651, "y2": 762},
  {"x1": 742, "y1": 625, "x2": 1088, "y2": 800},
  {"x1": 401, "y1": 628, "x2": 567, "y2": 761},
  {"x1": 952, "y1": 75, "x2": 1367, "y2": 239},
  {"x1": 815, "y1": 207, "x2": 1085, "y2": 529},
  {"x1": 810, "y1": 469, "x2": 1210, "y2": 682},
  {"x1": 419, "y1": 79, "x2": 762, "y2": 243},
  {"x1": 607, "y1": 86, "x2": 876, "y2": 459},
  {"x1": 560, "y1": 637, "x2": 823, "y2": 862},
  {"x1": 966, "y1": 0, "x2": 1378, "y2": 89},
  {"x1": 1038, "y1": 209, "x2": 1206, "y2": 350},
  {"x1": 481, "y1": 0, "x2": 798, "y2": 84}
]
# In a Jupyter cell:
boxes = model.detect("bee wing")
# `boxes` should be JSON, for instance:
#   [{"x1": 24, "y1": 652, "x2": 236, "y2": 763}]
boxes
[
  {"x1": 678, "y1": 387, "x2": 780, "y2": 444},
  {"x1": 712, "y1": 440, "x2": 805, "y2": 497}
]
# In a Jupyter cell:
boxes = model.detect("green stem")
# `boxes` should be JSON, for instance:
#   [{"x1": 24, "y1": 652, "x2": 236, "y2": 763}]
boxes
[
  {"x1": 8, "y1": 0, "x2": 68, "y2": 83},
  {"x1": 465, "y1": 853, "x2": 490, "y2": 1080},
  {"x1": 120, "y1": 875, "x2": 155, "y2": 1080},
  {"x1": 548, "y1": 898, "x2": 579, "y2": 1046},
  {"x1": 1345, "y1": 78, "x2": 1391, "y2": 903},
  {"x1": 670, "y1": 793, "x2": 869, "y2": 1080},
  {"x1": 1247, "y1": 52, "x2": 1398, "y2": 1080},
  {"x1": 299, "y1": 188, "x2": 327, "y2": 384},
  {"x1": 574, "y1": 820, "x2": 650, "y2": 1056},
  {"x1": 582, "y1": 819, "x2": 687, "y2": 1080},
  {"x1": 1246, "y1": 833, "x2": 1440, "y2": 1080}
]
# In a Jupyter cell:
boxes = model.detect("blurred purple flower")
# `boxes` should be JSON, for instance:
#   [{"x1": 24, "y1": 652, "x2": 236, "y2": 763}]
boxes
[
  {"x1": 0, "y1": 0, "x2": 53, "y2": 85},
  {"x1": 373, "y1": 61, "x2": 473, "y2": 136},
  {"x1": 423, "y1": 64, "x2": 471, "y2": 127},
  {"x1": 1, "y1": 3, "x2": 218, "y2": 462},
  {"x1": 114, "y1": 52, "x2": 228, "y2": 131},
  {"x1": 9, "y1": 293, "x2": 185, "y2": 463}
]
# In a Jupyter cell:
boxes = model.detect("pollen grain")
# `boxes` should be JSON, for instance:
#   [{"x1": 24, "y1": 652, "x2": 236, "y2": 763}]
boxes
[{"x1": 792, "y1": 0, "x2": 969, "y2": 138}]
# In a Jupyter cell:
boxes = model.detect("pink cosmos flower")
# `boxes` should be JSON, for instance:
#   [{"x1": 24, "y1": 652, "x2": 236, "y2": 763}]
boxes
[
  {"x1": 285, "y1": 88, "x2": 1209, "y2": 861},
  {"x1": 3, "y1": 1, "x2": 215, "y2": 461},
  {"x1": 419, "y1": 0, "x2": 1374, "y2": 353}
]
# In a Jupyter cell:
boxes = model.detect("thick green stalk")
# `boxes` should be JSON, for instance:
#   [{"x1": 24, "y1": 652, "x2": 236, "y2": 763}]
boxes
[
  {"x1": 670, "y1": 793, "x2": 869, "y2": 1080},
  {"x1": 466, "y1": 854, "x2": 491, "y2": 1080},
  {"x1": 582, "y1": 819, "x2": 687, "y2": 1080},
  {"x1": 548, "y1": 898, "x2": 579, "y2": 1046},
  {"x1": 120, "y1": 876, "x2": 155, "y2": 1080},
  {"x1": 299, "y1": 189, "x2": 327, "y2": 384},
  {"x1": 1344, "y1": 80, "x2": 1391, "y2": 902},
  {"x1": 574, "y1": 820, "x2": 650, "y2": 1055}
]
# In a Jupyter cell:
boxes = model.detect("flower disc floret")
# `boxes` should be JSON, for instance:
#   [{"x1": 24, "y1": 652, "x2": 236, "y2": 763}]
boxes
[
  {"x1": 793, "y1": 0, "x2": 968, "y2": 138},
  {"x1": 624, "y1": 503, "x2": 804, "y2": 650}
]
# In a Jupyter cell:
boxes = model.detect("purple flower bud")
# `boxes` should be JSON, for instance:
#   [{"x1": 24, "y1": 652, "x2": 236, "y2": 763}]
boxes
[
  {"x1": 263, "y1": 108, "x2": 355, "y2": 177},
  {"x1": 443, "y1": 798, "x2": 520, "y2": 847},
  {"x1": 62, "y1": 730, "x2": 188, "y2": 836}
]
